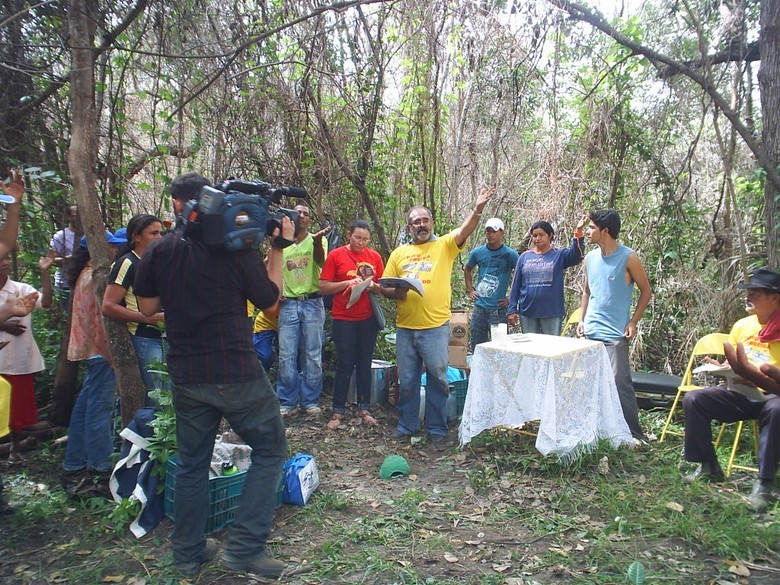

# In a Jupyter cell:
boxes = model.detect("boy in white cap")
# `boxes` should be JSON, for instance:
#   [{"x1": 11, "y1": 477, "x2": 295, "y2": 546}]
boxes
[{"x1": 464, "y1": 218, "x2": 518, "y2": 351}]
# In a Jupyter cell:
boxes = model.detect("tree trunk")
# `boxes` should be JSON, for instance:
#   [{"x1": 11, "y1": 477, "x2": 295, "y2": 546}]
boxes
[
  {"x1": 67, "y1": 0, "x2": 146, "y2": 428},
  {"x1": 760, "y1": 0, "x2": 780, "y2": 269},
  {"x1": 47, "y1": 306, "x2": 80, "y2": 427}
]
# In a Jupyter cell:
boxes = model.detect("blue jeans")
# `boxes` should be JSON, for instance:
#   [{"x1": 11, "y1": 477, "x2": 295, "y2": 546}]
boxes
[
  {"x1": 331, "y1": 317, "x2": 379, "y2": 412},
  {"x1": 63, "y1": 356, "x2": 116, "y2": 473},
  {"x1": 131, "y1": 335, "x2": 165, "y2": 392},
  {"x1": 253, "y1": 330, "x2": 278, "y2": 372},
  {"x1": 470, "y1": 306, "x2": 507, "y2": 351},
  {"x1": 171, "y1": 374, "x2": 286, "y2": 564},
  {"x1": 520, "y1": 315, "x2": 562, "y2": 336},
  {"x1": 395, "y1": 324, "x2": 450, "y2": 437},
  {"x1": 277, "y1": 298, "x2": 325, "y2": 409}
]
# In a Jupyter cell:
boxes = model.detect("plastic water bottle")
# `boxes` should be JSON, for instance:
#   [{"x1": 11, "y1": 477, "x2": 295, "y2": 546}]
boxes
[{"x1": 221, "y1": 462, "x2": 238, "y2": 476}]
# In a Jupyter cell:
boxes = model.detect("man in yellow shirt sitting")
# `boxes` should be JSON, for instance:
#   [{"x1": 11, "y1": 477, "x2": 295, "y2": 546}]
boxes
[
  {"x1": 683, "y1": 268, "x2": 780, "y2": 512},
  {"x1": 382, "y1": 186, "x2": 495, "y2": 445}
]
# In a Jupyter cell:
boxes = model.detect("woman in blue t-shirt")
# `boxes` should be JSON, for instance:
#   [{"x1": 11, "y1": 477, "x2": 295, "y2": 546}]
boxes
[{"x1": 507, "y1": 217, "x2": 586, "y2": 335}]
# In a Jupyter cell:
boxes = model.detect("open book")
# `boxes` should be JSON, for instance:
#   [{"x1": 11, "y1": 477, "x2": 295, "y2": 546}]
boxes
[
  {"x1": 379, "y1": 277, "x2": 424, "y2": 296},
  {"x1": 692, "y1": 362, "x2": 767, "y2": 402}
]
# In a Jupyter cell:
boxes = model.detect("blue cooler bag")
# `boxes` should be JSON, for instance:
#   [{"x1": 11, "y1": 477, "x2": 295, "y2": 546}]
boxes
[{"x1": 282, "y1": 453, "x2": 320, "y2": 505}]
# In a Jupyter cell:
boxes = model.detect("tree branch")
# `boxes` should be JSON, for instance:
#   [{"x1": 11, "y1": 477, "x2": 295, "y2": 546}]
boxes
[
  {"x1": 658, "y1": 40, "x2": 761, "y2": 79},
  {"x1": 550, "y1": 0, "x2": 780, "y2": 195},
  {"x1": 168, "y1": 0, "x2": 391, "y2": 119}
]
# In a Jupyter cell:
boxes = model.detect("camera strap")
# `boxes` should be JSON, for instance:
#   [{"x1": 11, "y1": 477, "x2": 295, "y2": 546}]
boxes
[{"x1": 273, "y1": 235, "x2": 296, "y2": 249}]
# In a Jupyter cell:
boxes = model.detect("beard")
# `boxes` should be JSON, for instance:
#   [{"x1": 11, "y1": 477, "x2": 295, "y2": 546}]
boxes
[{"x1": 413, "y1": 229, "x2": 431, "y2": 243}]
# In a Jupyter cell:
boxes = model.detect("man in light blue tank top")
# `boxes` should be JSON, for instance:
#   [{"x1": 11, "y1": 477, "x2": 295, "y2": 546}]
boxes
[{"x1": 578, "y1": 210, "x2": 652, "y2": 441}]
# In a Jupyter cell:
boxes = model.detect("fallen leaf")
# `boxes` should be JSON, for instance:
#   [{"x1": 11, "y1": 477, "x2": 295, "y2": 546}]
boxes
[
  {"x1": 598, "y1": 456, "x2": 610, "y2": 474},
  {"x1": 127, "y1": 578, "x2": 147, "y2": 585},
  {"x1": 665, "y1": 501, "x2": 684, "y2": 513},
  {"x1": 728, "y1": 564, "x2": 750, "y2": 577},
  {"x1": 444, "y1": 553, "x2": 459, "y2": 563},
  {"x1": 101, "y1": 575, "x2": 124, "y2": 583},
  {"x1": 492, "y1": 563, "x2": 511, "y2": 572}
]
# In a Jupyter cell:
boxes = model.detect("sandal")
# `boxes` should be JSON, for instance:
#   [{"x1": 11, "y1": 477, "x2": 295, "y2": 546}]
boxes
[
  {"x1": 326, "y1": 413, "x2": 344, "y2": 431},
  {"x1": 358, "y1": 410, "x2": 377, "y2": 426}
]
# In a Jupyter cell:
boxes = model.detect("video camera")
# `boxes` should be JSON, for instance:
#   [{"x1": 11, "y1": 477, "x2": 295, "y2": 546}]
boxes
[{"x1": 181, "y1": 179, "x2": 307, "y2": 251}]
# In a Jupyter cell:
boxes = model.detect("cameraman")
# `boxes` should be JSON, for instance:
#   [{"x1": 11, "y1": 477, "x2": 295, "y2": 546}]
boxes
[{"x1": 134, "y1": 172, "x2": 293, "y2": 578}]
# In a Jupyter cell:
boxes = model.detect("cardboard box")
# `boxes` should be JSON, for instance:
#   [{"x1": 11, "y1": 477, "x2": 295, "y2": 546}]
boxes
[
  {"x1": 448, "y1": 345, "x2": 468, "y2": 369},
  {"x1": 450, "y1": 311, "x2": 469, "y2": 347}
]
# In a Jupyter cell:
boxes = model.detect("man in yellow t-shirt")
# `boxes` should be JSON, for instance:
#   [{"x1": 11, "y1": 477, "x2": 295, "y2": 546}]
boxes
[
  {"x1": 382, "y1": 186, "x2": 495, "y2": 444},
  {"x1": 683, "y1": 268, "x2": 780, "y2": 512}
]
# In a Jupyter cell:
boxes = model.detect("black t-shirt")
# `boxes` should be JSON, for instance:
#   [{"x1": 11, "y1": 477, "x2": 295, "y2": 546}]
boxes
[
  {"x1": 107, "y1": 251, "x2": 162, "y2": 339},
  {"x1": 134, "y1": 230, "x2": 279, "y2": 384}
]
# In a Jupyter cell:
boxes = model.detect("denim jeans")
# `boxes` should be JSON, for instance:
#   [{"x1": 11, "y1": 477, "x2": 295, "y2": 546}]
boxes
[
  {"x1": 131, "y1": 335, "x2": 165, "y2": 392},
  {"x1": 395, "y1": 324, "x2": 450, "y2": 437},
  {"x1": 520, "y1": 316, "x2": 563, "y2": 336},
  {"x1": 331, "y1": 317, "x2": 379, "y2": 412},
  {"x1": 253, "y1": 330, "x2": 278, "y2": 372},
  {"x1": 470, "y1": 306, "x2": 507, "y2": 351},
  {"x1": 277, "y1": 298, "x2": 325, "y2": 409},
  {"x1": 63, "y1": 356, "x2": 116, "y2": 473},
  {"x1": 171, "y1": 374, "x2": 286, "y2": 564}
]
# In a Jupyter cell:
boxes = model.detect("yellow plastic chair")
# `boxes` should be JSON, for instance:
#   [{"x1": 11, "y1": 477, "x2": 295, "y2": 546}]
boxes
[
  {"x1": 659, "y1": 332, "x2": 730, "y2": 442},
  {"x1": 560, "y1": 308, "x2": 581, "y2": 337}
]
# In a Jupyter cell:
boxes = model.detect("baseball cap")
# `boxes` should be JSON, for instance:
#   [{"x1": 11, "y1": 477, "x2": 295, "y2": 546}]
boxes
[
  {"x1": 79, "y1": 230, "x2": 127, "y2": 250},
  {"x1": 379, "y1": 455, "x2": 410, "y2": 479},
  {"x1": 113, "y1": 227, "x2": 128, "y2": 241},
  {"x1": 485, "y1": 218, "x2": 504, "y2": 231},
  {"x1": 737, "y1": 268, "x2": 780, "y2": 293}
]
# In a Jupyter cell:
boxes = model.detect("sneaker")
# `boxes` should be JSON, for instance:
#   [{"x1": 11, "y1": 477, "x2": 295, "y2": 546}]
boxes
[
  {"x1": 303, "y1": 405, "x2": 321, "y2": 416},
  {"x1": 390, "y1": 429, "x2": 411, "y2": 440},
  {"x1": 428, "y1": 433, "x2": 447, "y2": 444},
  {"x1": 683, "y1": 462, "x2": 724, "y2": 483},
  {"x1": 747, "y1": 480, "x2": 779, "y2": 513},
  {"x1": 279, "y1": 406, "x2": 296, "y2": 417},
  {"x1": 175, "y1": 537, "x2": 219, "y2": 578},
  {"x1": 222, "y1": 550, "x2": 286, "y2": 576}
]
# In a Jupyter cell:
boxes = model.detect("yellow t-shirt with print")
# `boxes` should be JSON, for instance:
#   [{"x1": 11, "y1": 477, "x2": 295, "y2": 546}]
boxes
[
  {"x1": 385, "y1": 231, "x2": 464, "y2": 330},
  {"x1": 729, "y1": 314, "x2": 780, "y2": 374}
]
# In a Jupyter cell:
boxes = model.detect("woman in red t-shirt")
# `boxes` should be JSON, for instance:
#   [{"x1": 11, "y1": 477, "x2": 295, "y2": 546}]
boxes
[{"x1": 319, "y1": 220, "x2": 384, "y2": 430}]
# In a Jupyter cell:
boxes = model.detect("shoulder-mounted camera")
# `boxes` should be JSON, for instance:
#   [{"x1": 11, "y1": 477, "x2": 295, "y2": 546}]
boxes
[{"x1": 181, "y1": 179, "x2": 306, "y2": 251}]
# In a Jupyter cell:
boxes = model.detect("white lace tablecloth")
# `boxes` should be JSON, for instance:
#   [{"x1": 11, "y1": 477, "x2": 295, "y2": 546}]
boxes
[{"x1": 459, "y1": 333, "x2": 632, "y2": 459}]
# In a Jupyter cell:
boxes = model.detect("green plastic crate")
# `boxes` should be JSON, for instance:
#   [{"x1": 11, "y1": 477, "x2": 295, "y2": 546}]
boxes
[{"x1": 164, "y1": 459, "x2": 284, "y2": 533}]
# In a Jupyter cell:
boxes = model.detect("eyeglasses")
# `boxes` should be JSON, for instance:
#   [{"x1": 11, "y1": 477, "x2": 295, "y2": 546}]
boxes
[{"x1": 410, "y1": 217, "x2": 431, "y2": 227}]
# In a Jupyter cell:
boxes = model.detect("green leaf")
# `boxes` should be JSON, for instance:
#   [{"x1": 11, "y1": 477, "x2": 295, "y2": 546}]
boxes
[{"x1": 626, "y1": 561, "x2": 645, "y2": 585}]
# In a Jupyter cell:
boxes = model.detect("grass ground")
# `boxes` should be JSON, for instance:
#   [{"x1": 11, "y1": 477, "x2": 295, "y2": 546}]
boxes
[{"x1": 1, "y1": 407, "x2": 778, "y2": 584}]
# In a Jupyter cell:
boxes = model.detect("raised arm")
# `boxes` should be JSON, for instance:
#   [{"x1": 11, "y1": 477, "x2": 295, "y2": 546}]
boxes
[
  {"x1": 453, "y1": 186, "x2": 495, "y2": 247},
  {"x1": 38, "y1": 251, "x2": 55, "y2": 308}
]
